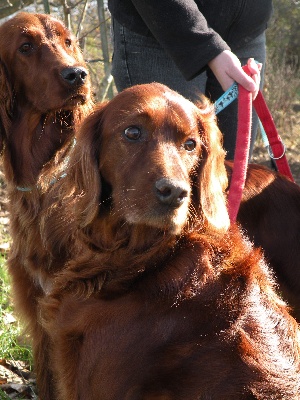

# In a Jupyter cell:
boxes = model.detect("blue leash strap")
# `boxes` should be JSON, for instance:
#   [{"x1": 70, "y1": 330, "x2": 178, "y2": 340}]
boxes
[
  {"x1": 214, "y1": 60, "x2": 261, "y2": 115},
  {"x1": 214, "y1": 83, "x2": 238, "y2": 115},
  {"x1": 258, "y1": 119, "x2": 284, "y2": 161},
  {"x1": 214, "y1": 81, "x2": 293, "y2": 180},
  {"x1": 214, "y1": 83, "x2": 271, "y2": 149},
  {"x1": 258, "y1": 119, "x2": 269, "y2": 147}
]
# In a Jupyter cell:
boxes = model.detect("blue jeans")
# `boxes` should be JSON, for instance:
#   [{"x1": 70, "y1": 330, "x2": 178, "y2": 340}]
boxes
[{"x1": 111, "y1": 19, "x2": 266, "y2": 159}]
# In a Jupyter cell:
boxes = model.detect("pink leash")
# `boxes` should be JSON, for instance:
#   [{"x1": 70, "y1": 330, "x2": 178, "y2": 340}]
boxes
[
  {"x1": 227, "y1": 65, "x2": 294, "y2": 224},
  {"x1": 227, "y1": 66, "x2": 252, "y2": 223},
  {"x1": 253, "y1": 92, "x2": 294, "y2": 182}
]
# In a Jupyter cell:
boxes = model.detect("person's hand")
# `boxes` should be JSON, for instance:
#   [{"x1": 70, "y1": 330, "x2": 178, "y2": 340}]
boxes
[{"x1": 208, "y1": 50, "x2": 262, "y2": 99}]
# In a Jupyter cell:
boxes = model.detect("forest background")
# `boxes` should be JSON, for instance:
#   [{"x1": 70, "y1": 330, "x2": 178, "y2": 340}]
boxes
[{"x1": 0, "y1": 0, "x2": 299, "y2": 398}]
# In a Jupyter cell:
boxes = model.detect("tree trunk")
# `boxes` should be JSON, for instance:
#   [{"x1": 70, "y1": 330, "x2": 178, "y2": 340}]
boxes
[
  {"x1": 0, "y1": 0, "x2": 33, "y2": 19},
  {"x1": 97, "y1": 0, "x2": 113, "y2": 99},
  {"x1": 43, "y1": 0, "x2": 50, "y2": 14}
]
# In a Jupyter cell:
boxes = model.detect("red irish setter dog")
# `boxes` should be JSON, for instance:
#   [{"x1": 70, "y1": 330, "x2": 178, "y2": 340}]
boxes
[
  {"x1": 227, "y1": 161, "x2": 300, "y2": 321},
  {"x1": 40, "y1": 83, "x2": 300, "y2": 399},
  {"x1": 0, "y1": 12, "x2": 93, "y2": 399}
]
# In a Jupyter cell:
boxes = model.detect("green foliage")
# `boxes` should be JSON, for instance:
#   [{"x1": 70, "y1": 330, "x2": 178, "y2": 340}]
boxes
[
  {"x1": 0, "y1": 255, "x2": 33, "y2": 368},
  {"x1": 0, "y1": 389, "x2": 10, "y2": 400}
]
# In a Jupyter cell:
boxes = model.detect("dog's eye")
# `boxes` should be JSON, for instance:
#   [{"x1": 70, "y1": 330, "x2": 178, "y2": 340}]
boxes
[
  {"x1": 19, "y1": 43, "x2": 33, "y2": 54},
  {"x1": 183, "y1": 139, "x2": 196, "y2": 152},
  {"x1": 65, "y1": 38, "x2": 72, "y2": 47},
  {"x1": 124, "y1": 126, "x2": 141, "y2": 141}
]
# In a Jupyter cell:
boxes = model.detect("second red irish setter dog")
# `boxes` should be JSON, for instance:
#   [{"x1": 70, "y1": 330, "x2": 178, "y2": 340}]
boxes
[
  {"x1": 0, "y1": 12, "x2": 92, "y2": 399},
  {"x1": 40, "y1": 83, "x2": 300, "y2": 399},
  {"x1": 227, "y1": 161, "x2": 300, "y2": 321}
]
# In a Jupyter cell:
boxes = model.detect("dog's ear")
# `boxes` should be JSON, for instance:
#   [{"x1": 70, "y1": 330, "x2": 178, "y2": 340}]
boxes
[
  {"x1": 40, "y1": 102, "x2": 108, "y2": 259},
  {"x1": 0, "y1": 59, "x2": 13, "y2": 150},
  {"x1": 195, "y1": 105, "x2": 230, "y2": 233},
  {"x1": 66, "y1": 102, "x2": 108, "y2": 229}
]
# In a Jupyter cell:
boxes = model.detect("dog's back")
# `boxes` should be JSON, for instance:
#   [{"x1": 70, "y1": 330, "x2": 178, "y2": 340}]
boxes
[
  {"x1": 227, "y1": 161, "x2": 300, "y2": 320},
  {"x1": 40, "y1": 83, "x2": 300, "y2": 399}
]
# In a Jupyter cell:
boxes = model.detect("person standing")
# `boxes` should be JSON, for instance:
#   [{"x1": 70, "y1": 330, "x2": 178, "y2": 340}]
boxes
[{"x1": 108, "y1": 0, "x2": 273, "y2": 159}]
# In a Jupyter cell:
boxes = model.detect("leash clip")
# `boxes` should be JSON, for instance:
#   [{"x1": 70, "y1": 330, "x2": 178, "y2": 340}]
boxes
[{"x1": 267, "y1": 142, "x2": 286, "y2": 160}]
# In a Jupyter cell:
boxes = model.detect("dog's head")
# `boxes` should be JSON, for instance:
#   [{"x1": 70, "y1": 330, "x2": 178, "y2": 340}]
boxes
[
  {"x1": 0, "y1": 12, "x2": 92, "y2": 141},
  {"x1": 62, "y1": 83, "x2": 229, "y2": 236}
]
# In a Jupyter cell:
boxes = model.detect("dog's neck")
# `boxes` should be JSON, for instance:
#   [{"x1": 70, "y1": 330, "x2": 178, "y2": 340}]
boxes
[
  {"x1": 56, "y1": 218, "x2": 222, "y2": 300},
  {"x1": 3, "y1": 106, "x2": 75, "y2": 188},
  {"x1": 89, "y1": 216, "x2": 171, "y2": 246},
  {"x1": 81, "y1": 225, "x2": 246, "y2": 301}
]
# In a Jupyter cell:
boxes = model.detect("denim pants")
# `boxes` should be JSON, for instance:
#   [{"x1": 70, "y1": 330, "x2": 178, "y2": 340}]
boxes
[{"x1": 111, "y1": 19, "x2": 266, "y2": 159}]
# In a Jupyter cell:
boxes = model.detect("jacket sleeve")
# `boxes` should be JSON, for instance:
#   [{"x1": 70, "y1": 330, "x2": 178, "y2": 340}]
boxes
[{"x1": 130, "y1": 0, "x2": 230, "y2": 80}]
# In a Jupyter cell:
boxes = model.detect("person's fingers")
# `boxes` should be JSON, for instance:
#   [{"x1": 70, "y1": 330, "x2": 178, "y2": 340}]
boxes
[
  {"x1": 251, "y1": 72, "x2": 260, "y2": 88},
  {"x1": 208, "y1": 52, "x2": 261, "y2": 97},
  {"x1": 246, "y1": 58, "x2": 262, "y2": 99},
  {"x1": 247, "y1": 58, "x2": 261, "y2": 74},
  {"x1": 218, "y1": 74, "x2": 235, "y2": 92},
  {"x1": 231, "y1": 68, "x2": 257, "y2": 93}
]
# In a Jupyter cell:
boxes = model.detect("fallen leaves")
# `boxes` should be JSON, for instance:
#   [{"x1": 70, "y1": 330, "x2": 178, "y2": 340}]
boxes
[{"x1": 0, "y1": 359, "x2": 36, "y2": 399}]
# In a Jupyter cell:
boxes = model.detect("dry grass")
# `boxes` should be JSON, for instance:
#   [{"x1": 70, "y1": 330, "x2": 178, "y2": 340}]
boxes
[{"x1": 252, "y1": 51, "x2": 300, "y2": 183}]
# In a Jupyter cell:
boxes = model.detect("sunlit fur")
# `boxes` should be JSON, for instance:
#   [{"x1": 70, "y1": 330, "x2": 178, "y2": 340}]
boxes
[
  {"x1": 0, "y1": 12, "x2": 93, "y2": 400},
  {"x1": 40, "y1": 83, "x2": 300, "y2": 399},
  {"x1": 41, "y1": 83, "x2": 229, "y2": 255},
  {"x1": 226, "y1": 161, "x2": 300, "y2": 321}
]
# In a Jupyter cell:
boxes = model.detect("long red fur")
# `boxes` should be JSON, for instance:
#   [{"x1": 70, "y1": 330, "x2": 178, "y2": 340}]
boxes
[
  {"x1": 0, "y1": 12, "x2": 93, "y2": 400},
  {"x1": 40, "y1": 83, "x2": 300, "y2": 399},
  {"x1": 226, "y1": 160, "x2": 300, "y2": 320}
]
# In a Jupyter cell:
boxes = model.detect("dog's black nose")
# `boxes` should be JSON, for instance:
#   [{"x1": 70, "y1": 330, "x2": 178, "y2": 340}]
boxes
[
  {"x1": 155, "y1": 178, "x2": 189, "y2": 207},
  {"x1": 61, "y1": 67, "x2": 88, "y2": 86}
]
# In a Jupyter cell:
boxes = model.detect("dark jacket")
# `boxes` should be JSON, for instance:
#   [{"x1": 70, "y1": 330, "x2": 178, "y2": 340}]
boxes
[{"x1": 108, "y1": 0, "x2": 273, "y2": 80}]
